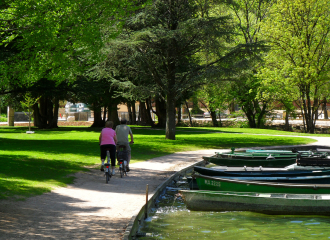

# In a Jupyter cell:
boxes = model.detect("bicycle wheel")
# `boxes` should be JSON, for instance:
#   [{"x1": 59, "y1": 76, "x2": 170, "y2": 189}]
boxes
[
  {"x1": 124, "y1": 161, "x2": 128, "y2": 176},
  {"x1": 107, "y1": 150, "x2": 110, "y2": 163},
  {"x1": 119, "y1": 163, "x2": 123, "y2": 178},
  {"x1": 105, "y1": 163, "x2": 111, "y2": 183}
]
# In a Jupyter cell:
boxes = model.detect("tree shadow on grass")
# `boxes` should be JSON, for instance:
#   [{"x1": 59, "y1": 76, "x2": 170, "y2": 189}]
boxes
[
  {"x1": 0, "y1": 138, "x2": 99, "y2": 157},
  {"x1": 0, "y1": 154, "x2": 85, "y2": 199},
  {"x1": 0, "y1": 126, "x2": 102, "y2": 135}
]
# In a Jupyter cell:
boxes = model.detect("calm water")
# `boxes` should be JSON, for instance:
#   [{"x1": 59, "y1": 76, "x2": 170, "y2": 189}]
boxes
[{"x1": 138, "y1": 189, "x2": 330, "y2": 239}]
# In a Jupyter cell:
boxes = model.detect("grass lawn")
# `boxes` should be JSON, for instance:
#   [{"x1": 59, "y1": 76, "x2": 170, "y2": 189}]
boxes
[{"x1": 0, "y1": 125, "x2": 318, "y2": 200}]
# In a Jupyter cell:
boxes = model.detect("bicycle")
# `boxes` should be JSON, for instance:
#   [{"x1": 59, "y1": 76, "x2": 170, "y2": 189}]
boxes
[
  {"x1": 117, "y1": 145, "x2": 128, "y2": 178},
  {"x1": 104, "y1": 150, "x2": 112, "y2": 183}
]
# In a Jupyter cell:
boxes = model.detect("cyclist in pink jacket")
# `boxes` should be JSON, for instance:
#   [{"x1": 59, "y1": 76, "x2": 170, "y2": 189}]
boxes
[{"x1": 99, "y1": 121, "x2": 117, "y2": 175}]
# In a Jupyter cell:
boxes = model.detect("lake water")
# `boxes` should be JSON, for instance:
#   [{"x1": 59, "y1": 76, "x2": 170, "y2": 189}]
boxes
[{"x1": 138, "y1": 189, "x2": 330, "y2": 239}]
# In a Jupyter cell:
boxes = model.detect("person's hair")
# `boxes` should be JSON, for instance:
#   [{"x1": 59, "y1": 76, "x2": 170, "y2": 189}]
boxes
[
  {"x1": 120, "y1": 119, "x2": 127, "y2": 124},
  {"x1": 105, "y1": 121, "x2": 113, "y2": 128}
]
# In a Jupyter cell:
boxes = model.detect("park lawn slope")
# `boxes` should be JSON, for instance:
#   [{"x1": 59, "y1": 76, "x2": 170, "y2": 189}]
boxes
[{"x1": 0, "y1": 126, "x2": 316, "y2": 200}]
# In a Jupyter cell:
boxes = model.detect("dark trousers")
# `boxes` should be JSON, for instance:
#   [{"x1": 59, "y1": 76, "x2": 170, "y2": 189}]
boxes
[{"x1": 100, "y1": 144, "x2": 116, "y2": 166}]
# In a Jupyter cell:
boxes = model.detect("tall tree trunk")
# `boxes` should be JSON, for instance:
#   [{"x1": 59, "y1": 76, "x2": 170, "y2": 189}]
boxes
[
  {"x1": 132, "y1": 102, "x2": 137, "y2": 125},
  {"x1": 7, "y1": 106, "x2": 14, "y2": 126},
  {"x1": 127, "y1": 102, "x2": 133, "y2": 124},
  {"x1": 103, "y1": 107, "x2": 107, "y2": 122},
  {"x1": 302, "y1": 86, "x2": 315, "y2": 133},
  {"x1": 146, "y1": 98, "x2": 155, "y2": 127},
  {"x1": 139, "y1": 101, "x2": 148, "y2": 126},
  {"x1": 91, "y1": 103, "x2": 104, "y2": 127},
  {"x1": 155, "y1": 97, "x2": 166, "y2": 128},
  {"x1": 299, "y1": 105, "x2": 306, "y2": 133},
  {"x1": 210, "y1": 110, "x2": 218, "y2": 127},
  {"x1": 33, "y1": 95, "x2": 56, "y2": 129},
  {"x1": 218, "y1": 112, "x2": 222, "y2": 127},
  {"x1": 166, "y1": 94, "x2": 176, "y2": 140},
  {"x1": 165, "y1": 25, "x2": 177, "y2": 139},
  {"x1": 38, "y1": 96, "x2": 48, "y2": 128},
  {"x1": 323, "y1": 98, "x2": 328, "y2": 119},
  {"x1": 176, "y1": 103, "x2": 182, "y2": 126},
  {"x1": 242, "y1": 105, "x2": 256, "y2": 128},
  {"x1": 256, "y1": 102, "x2": 267, "y2": 128},
  {"x1": 185, "y1": 100, "x2": 193, "y2": 127},
  {"x1": 33, "y1": 103, "x2": 40, "y2": 128},
  {"x1": 285, "y1": 109, "x2": 290, "y2": 131},
  {"x1": 49, "y1": 97, "x2": 59, "y2": 128},
  {"x1": 314, "y1": 97, "x2": 319, "y2": 120},
  {"x1": 108, "y1": 102, "x2": 120, "y2": 127},
  {"x1": 46, "y1": 97, "x2": 54, "y2": 126},
  {"x1": 229, "y1": 101, "x2": 235, "y2": 113}
]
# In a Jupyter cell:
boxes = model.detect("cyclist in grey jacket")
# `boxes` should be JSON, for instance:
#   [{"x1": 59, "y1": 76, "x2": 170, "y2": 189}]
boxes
[{"x1": 115, "y1": 119, "x2": 134, "y2": 171}]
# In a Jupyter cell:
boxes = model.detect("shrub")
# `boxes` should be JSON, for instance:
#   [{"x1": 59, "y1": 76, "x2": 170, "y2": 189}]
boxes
[{"x1": 0, "y1": 114, "x2": 7, "y2": 122}]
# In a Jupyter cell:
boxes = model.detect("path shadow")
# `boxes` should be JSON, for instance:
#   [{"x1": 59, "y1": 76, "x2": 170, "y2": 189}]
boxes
[{"x1": 0, "y1": 192, "x2": 125, "y2": 240}]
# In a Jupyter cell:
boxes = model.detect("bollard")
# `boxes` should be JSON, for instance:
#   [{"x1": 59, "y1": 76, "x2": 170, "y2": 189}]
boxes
[{"x1": 145, "y1": 184, "x2": 149, "y2": 219}]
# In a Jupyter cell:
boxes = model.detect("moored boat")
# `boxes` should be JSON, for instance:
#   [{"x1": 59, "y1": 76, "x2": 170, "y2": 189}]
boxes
[
  {"x1": 194, "y1": 165, "x2": 330, "y2": 177},
  {"x1": 179, "y1": 190, "x2": 330, "y2": 215},
  {"x1": 297, "y1": 154, "x2": 330, "y2": 166},
  {"x1": 203, "y1": 155, "x2": 297, "y2": 167},
  {"x1": 203, "y1": 149, "x2": 329, "y2": 167},
  {"x1": 210, "y1": 175, "x2": 330, "y2": 184},
  {"x1": 194, "y1": 174, "x2": 330, "y2": 194}
]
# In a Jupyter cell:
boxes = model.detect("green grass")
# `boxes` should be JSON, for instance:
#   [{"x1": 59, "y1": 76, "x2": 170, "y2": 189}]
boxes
[{"x1": 0, "y1": 125, "x2": 319, "y2": 200}]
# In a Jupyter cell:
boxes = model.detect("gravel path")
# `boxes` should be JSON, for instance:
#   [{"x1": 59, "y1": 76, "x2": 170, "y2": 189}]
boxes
[{"x1": 0, "y1": 149, "x2": 217, "y2": 240}]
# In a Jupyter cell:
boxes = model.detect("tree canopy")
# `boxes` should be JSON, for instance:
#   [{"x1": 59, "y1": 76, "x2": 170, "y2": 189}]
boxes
[
  {"x1": 3, "y1": 0, "x2": 330, "y2": 135},
  {"x1": 259, "y1": 0, "x2": 330, "y2": 133},
  {"x1": 0, "y1": 0, "x2": 138, "y2": 91},
  {"x1": 110, "y1": 0, "x2": 263, "y2": 139}
]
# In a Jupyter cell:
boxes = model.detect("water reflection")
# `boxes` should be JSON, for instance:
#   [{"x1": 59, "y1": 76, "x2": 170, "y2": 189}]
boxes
[{"x1": 138, "y1": 188, "x2": 330, "y2": 239}]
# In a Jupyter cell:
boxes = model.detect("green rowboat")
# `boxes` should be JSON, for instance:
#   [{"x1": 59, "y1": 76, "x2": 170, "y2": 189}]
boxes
[
  {"x1": 203, "y1": 148, "x2": 329, "y2": 167},
  {"x1": 194, "y1": 174, "x2": 330, "y2": 194},
  {"x1": 179, "y1": 190, "x2": 330, "y2": 215},
  {"x1": 203, "y1": 155, "x2": 297, "y2": 167}
]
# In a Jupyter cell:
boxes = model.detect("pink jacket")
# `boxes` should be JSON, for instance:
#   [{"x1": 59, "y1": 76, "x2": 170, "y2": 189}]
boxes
[{"x1": 100, "y1": 128, "x2": 116, "y2": 145}]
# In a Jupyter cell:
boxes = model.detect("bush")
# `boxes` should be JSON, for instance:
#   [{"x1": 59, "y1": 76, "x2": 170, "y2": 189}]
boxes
[
  {"x1": 222, "y1": 119, "x2": 249, "y2": 128},
  {"x1": 0, "y1": 114, "x2": 7, "y2": 122},
  {"x1": 177, "y1": 119, "x2": 250, "y2": 128},
  {"x1": 177, "y1": 120, "x2": 216, "y2": 127},
  {"x1": 228, "y1": 110, "x2": 245, "y2": 118}
]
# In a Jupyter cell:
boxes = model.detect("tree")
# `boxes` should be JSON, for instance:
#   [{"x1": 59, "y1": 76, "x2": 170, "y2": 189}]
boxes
[
  {"x1": 122, "y1": 0, "x2": 250, "y2": 139},
  {"x1": 101, "y1": 38, "x2": 167, "y2": 128},
  {"x1": 20, "y1": 93, "x2": 40, "y2": 131},
  {"x1": 259, "y1": 0, "x2": 330, "y2": 133},
  {"x1": 0, "y1": 0, "x2": 139, "y2": 90},
  {"x1": 30, "y1": 79, "x2": 69, "y2": 129},
  {"x1": 0, "y1": 0, "x2": 147, "y2": 129},
  {"x1": 223, "y1": 0, "x2": 273, "y2": 128},
  {"x1": 197, "y1": 82, "x2": 231, "y2": 127}
]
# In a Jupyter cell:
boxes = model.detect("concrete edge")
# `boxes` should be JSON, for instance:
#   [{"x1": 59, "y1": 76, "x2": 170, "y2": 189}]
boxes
[{"x1": 123, "y1": 159, "x2": 205, "y2": 240}]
